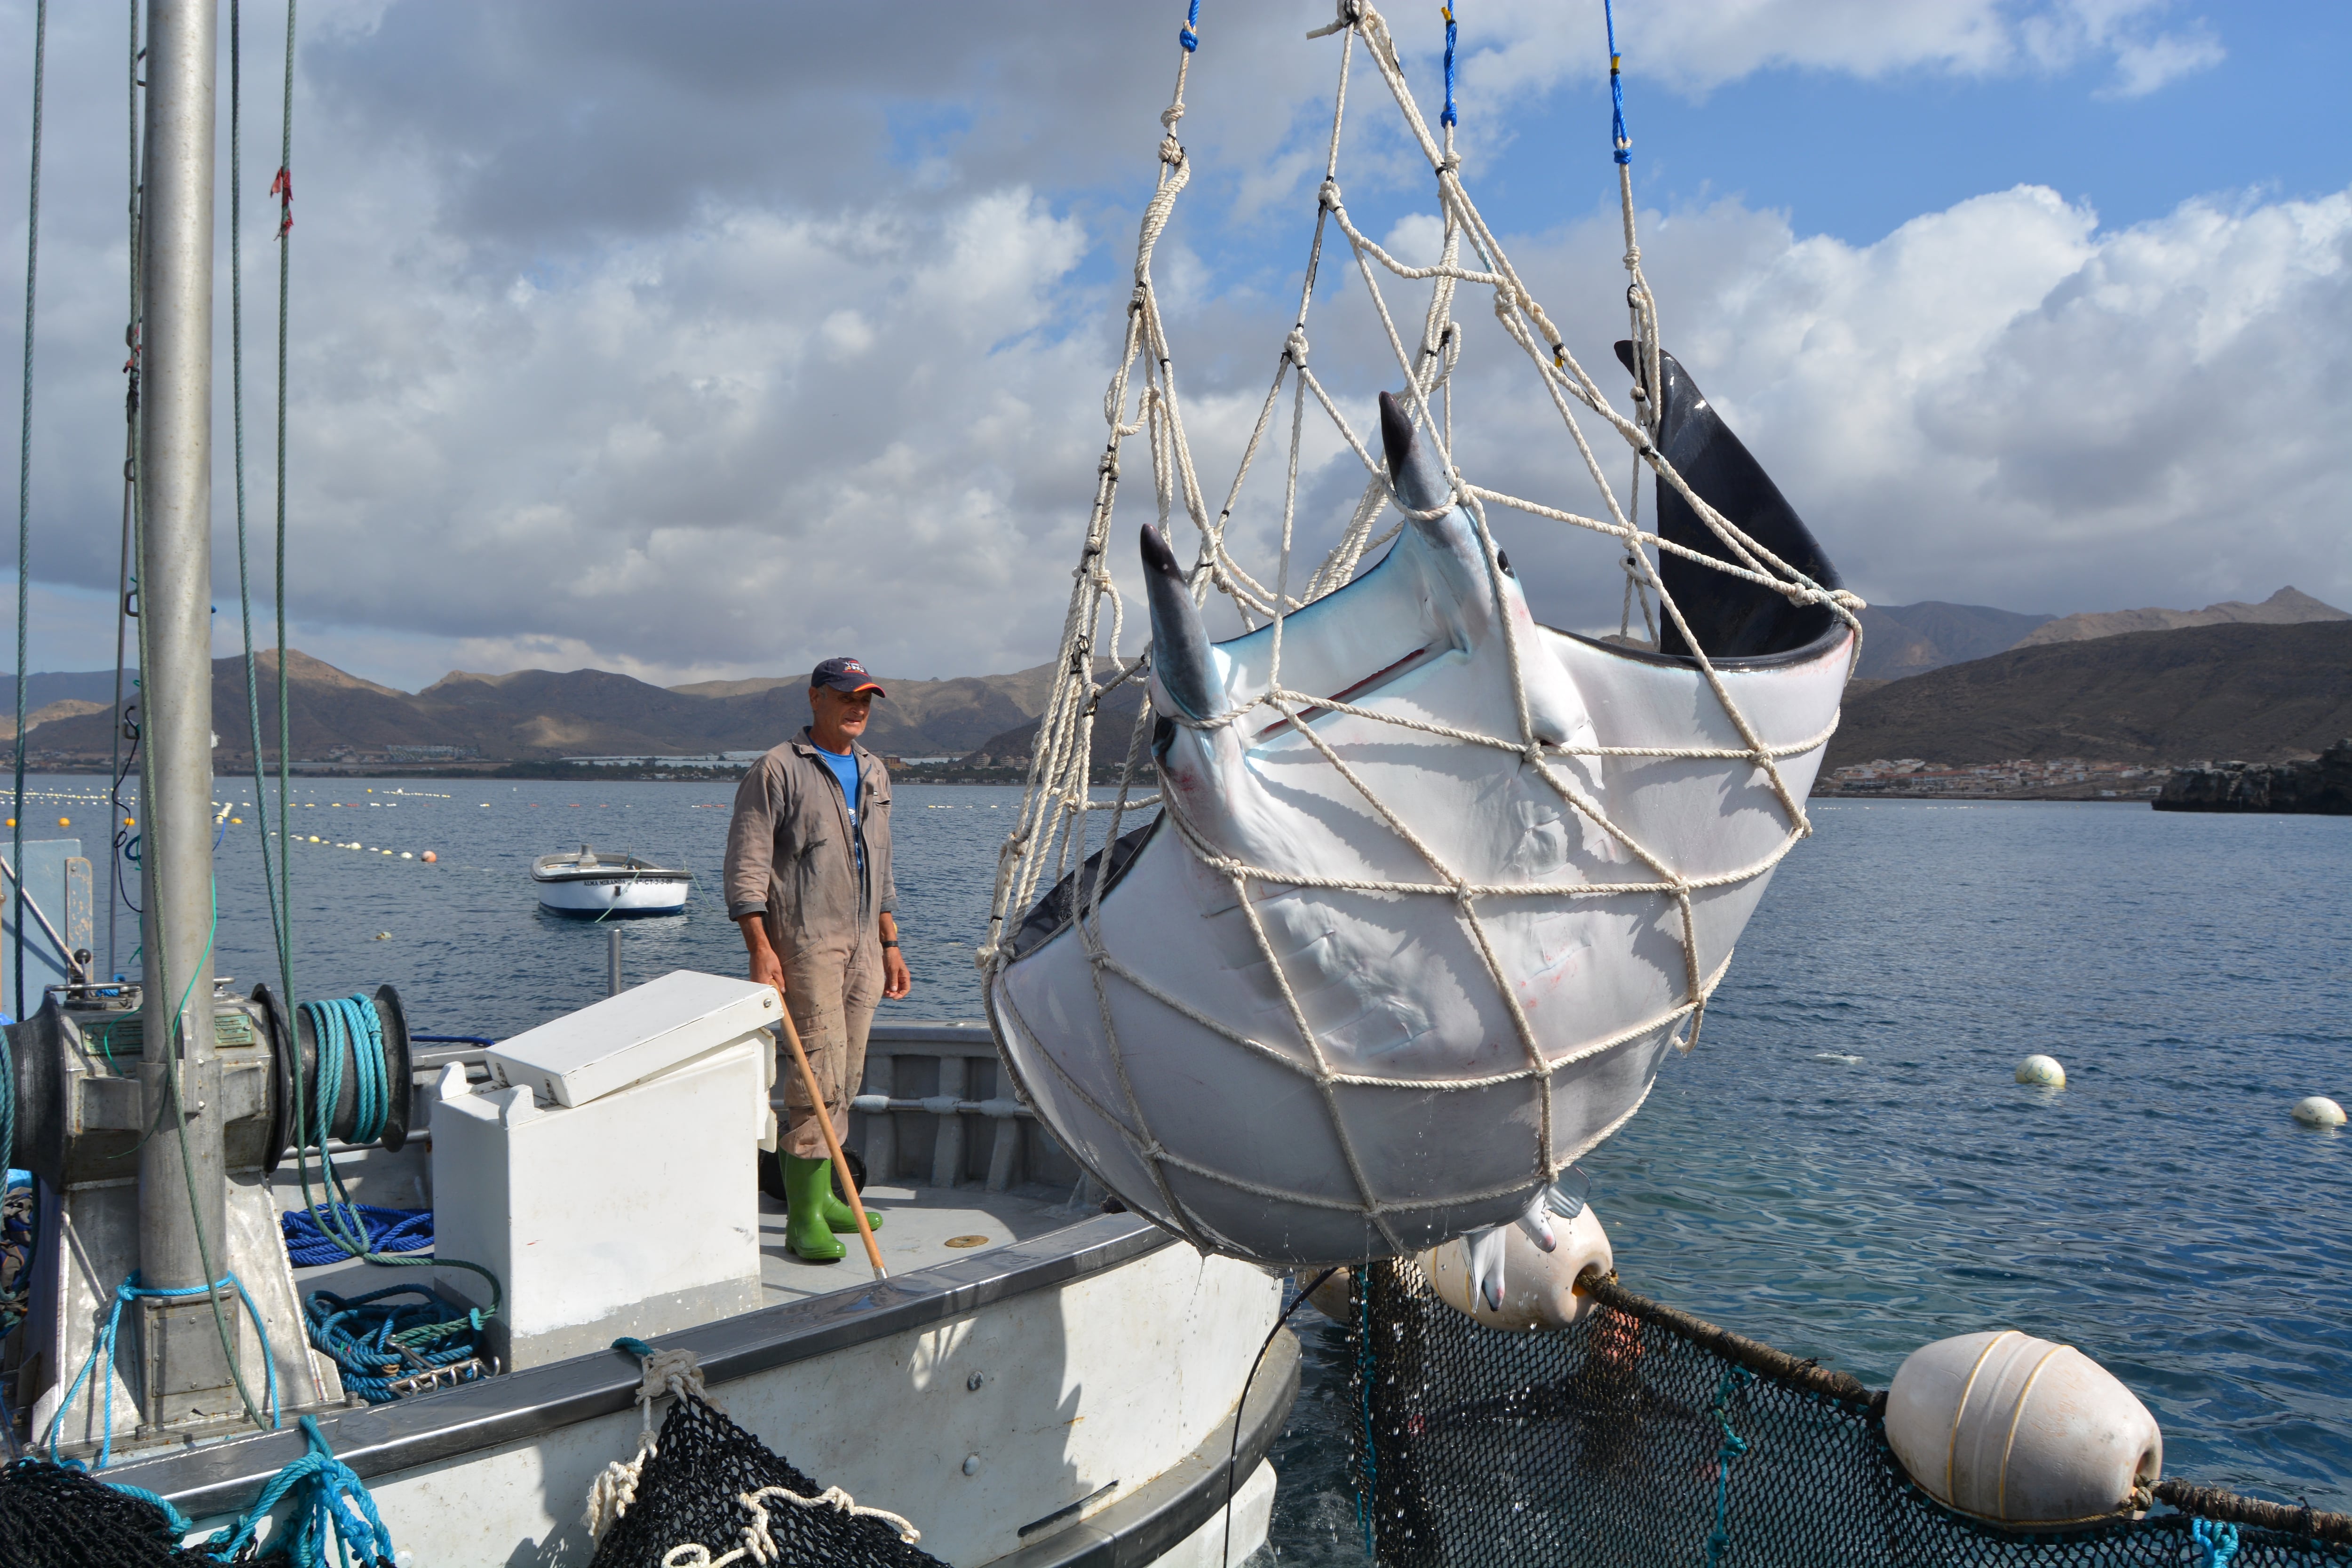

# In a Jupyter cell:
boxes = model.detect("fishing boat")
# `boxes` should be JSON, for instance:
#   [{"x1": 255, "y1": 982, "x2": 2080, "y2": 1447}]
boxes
[
  {"x1": 531, "y1": 844, "x2": 693, "y2": 917},
  {"x1": 0, "y1": 4, "x2": 1290, "y2": 1563}
]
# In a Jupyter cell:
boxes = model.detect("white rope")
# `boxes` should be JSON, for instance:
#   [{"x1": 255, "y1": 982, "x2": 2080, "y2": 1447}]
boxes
[
  {"x1": 981, "y1": 1, "x2": 1866, "y2": 1243},
  {"x1": 657, "y1": 1484, "x2": 923, "y2": 1566},
  {"x1": 586, "y1": 1347, "x2": 728, "y2": 1541}
]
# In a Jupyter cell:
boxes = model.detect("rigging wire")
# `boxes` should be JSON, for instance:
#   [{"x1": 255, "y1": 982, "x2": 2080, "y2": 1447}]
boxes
[
  {"x1": 230, "y1": 0, "x2": 292, "y2": 995},
  {"x1": 110, "y1": 0, "x2": 142, "y2": 983},
  {"x1": 11, "y1": 0, "x2": 45, "y2": 1024}
]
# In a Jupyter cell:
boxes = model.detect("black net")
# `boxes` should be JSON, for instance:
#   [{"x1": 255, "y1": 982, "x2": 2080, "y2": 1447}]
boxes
[
  {"x1": 587, "y1": 1391, "x2": 950, "y2": 1568},
  {"x1": 0, "y1": 1459, "x2": 219, "y2": 1568},
  {"x1": 1349, "y1": 1261, "x2": 2352, "y2": 1568}
]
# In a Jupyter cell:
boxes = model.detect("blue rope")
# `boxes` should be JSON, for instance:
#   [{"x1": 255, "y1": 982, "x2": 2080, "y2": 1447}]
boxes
[
  {"x1": 206, "y1": 1413, "x2": 397, "y2": 1566},
  {"x1": 1703, "y1": 1365, "x2": 1754, "y2": 1567},
  {"x1": 282, "y1": 1202, "x2": 429, "y2": 1267},
  {"x1": 303, "y1": 1284, "x2": 484, "y2": 1404},
  {"x1": 102, "y1": 1480, "x2": 199, "y2": 1537},
  {"x1": 1599, "y1": 0, "x2": 1637, "y2": 164},
  {"x1": 1440, "y1": 6, "x2": 1458, "y2": 128},
  {"x1": 2193, "y1": 1517, "x2": 2242, "y2": 1567},
  {"x1": 1603, "y1": 0, "x2": 1631, "y2": 164},
  {"x1": 44, "y1": 1270, "x2": 279, "y2": 1468},
  {"x1": 1179, "y1": 0, "x2": 1199, "y2": 53}
]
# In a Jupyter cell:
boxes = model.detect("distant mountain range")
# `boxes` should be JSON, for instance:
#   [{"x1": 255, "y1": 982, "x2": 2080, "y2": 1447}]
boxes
[
  {"x1": 1850, "y1": 586, "x2": 2343, "y2": 680},
  {"x1": 1825, "y1": 621, "x2": 2352, "y2": 769},
  {"x1": 16, "y1": 652, "x2": 1069, "y2": 765},
  {"x1": 4, "y1": 586, "x2": 2343, "y2": 769}
]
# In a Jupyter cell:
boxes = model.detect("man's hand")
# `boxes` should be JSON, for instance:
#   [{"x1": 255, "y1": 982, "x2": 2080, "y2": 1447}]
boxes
[
  {"x1": 737, "y1": 913, "x2": 787, "y2": 1000},
  {"x1": 881, "y1": 914, "x2": 912, "y2": 1000}
]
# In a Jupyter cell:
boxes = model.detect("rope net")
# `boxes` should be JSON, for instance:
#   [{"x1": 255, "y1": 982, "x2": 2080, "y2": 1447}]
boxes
[
  {"x1": 1348, "y1": 1261, "x2": 2352, "y2": 1568},
  {"x1": 980, "y1": 1, "x2": 1860, "y2": 1262},
  {"x1": 584, "y1": 1386, "x2": 946, "y2": 1568}
]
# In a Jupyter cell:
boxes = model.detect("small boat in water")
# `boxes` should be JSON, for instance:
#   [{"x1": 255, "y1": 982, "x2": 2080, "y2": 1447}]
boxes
[{"x1": 531, "y1": 844, "x2": 692, "y2": 916}]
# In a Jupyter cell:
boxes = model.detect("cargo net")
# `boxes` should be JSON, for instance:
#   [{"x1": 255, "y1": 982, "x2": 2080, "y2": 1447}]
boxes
[
  {"x1": 584, "y1": 1386, "x2": 947, "y2": 1568},
  {"x1": 980, "y1": 2, "x2": 1861, "y2": 1248},
  {"x1": 1348, "y1": 1260, "x2": 2352, "y2": 1568},
  {"x1": 0, "y1": 1459, "x2": 221, "y2": 1568}
]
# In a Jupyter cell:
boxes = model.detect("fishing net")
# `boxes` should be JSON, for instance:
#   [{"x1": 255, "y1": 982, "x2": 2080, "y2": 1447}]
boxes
[
  {"x1": 586, "y1": 1388, "x2": 948, "y2": 1568},
  {"x1": 1347, "y1": 1260, "x2": 2352, "y2": 1568},
  {"x1": 0, "y1": 1459, "x2": 218, "y2": 1568}
]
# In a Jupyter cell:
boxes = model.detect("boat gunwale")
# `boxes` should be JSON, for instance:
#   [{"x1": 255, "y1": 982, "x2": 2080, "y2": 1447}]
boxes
[{"x1": 104, "y1": 1212, "x2": 1176, "y2": 1517}]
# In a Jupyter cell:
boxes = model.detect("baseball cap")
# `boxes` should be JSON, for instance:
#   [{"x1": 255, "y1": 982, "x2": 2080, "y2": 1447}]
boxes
[{"x1": 811, "y1": 656, "x2": 886, "y2": 697}]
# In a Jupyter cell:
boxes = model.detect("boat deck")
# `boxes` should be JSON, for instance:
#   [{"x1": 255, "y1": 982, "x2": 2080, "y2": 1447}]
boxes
[{"x1": 286, "y1": 1174, "x2": 1106, "y2": 1314}]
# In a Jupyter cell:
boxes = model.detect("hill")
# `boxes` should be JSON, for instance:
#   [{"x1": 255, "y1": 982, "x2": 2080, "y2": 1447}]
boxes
[
  {"x1": 1824, "y1": 621, "x2": 2352, "y2": 768},
  {"x1": 19, "y1": 651, "x2": 1068, "y2": 765},
  {"x1": 1852, "y1": 602, "x2": 2055, "y2": 680},
  {"x1": 2013, "y1": 586, "x2": 2345, "y2": 648}
]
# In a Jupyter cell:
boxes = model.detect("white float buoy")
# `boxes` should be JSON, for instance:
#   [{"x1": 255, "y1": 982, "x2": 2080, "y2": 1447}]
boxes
[
  {"x1": 1419, "y1": 1202, "x2": 1613, "y2": 1333},
  {"x1": 2016, "y1": 1054, "x2": 2066, "y2": 1088},
  {"x1": 1300, "y1": 1267, "x2": 1353, "y2": 1324},
  {"x1": 1884, "y1": 1330, "x2": 2161, "y2": 1528},
  {"x1": 2292, "y1": 1095, "x2": 2346, "y2": 1128}
]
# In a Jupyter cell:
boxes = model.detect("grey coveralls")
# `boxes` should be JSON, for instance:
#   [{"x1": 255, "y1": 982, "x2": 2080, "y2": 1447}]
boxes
[{"x1": 723, "y1": 731, "x2": 897, "y2": 1159}]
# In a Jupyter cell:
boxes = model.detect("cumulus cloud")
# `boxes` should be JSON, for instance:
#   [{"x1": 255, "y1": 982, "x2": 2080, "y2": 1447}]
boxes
[{"x1": 0, "y1": 0, "x2": 2325, "y2": 698}]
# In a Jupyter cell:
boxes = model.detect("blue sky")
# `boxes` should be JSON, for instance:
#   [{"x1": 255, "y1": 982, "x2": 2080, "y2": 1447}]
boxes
[{"x1": 0, "y1": 0, "x2": 2346, "y2": 690}]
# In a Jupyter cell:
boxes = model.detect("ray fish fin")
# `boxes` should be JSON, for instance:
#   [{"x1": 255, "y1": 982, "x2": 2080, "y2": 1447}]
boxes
[
  {"x1": 1140, "y1": 525, "x2": 1226, "y2": 724},
  {"x1": 1615, "y1": 342, "x2": 1843, "y2": 658}
]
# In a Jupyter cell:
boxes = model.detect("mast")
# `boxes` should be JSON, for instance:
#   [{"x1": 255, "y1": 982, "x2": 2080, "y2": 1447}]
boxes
[{"x1": 134, "y1": 0, "x2": 230, "y2": 1415}]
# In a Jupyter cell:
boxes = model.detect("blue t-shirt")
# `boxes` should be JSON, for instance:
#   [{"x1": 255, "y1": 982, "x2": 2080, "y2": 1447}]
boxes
[{"x1": 817, "y1": 746, "x2": 863, "y2": 870}]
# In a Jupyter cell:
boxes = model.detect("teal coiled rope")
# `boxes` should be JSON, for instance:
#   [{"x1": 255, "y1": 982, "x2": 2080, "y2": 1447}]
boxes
[{"x1": 288, "y1": 992, "x2": 500, "y2": 1363}]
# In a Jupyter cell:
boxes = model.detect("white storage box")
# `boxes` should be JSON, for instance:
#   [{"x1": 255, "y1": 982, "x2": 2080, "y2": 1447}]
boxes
[
  {"x1": 434, "y1": 970, "x2": 780, "y2": 1369},
  {"x1": 485, "y1": 969, "x2": 780, "y2": 1107}
]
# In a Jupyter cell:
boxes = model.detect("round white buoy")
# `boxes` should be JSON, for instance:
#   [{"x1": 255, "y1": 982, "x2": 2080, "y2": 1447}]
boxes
[
  {"x1": 1300, "y1": 1267, "x2": 1352, "y2": 1324},
  {"x1": 1420, "y1": 1203, "x2": 1613, "y2": 1333},
  {"x1": 2016, "y1": 1055, "x2": 2066, "y2": 1088},
  {"x1": 1884, "y1": 1330, "x2": 2161, "y2": 1528},
  {"x1": 2292, "y1": 1095, "x2": 2346, "y2": 1129}
]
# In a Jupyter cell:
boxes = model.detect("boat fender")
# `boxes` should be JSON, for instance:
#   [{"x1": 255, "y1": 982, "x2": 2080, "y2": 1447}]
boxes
[
  {"x1": 2291, "y1": 1095, "x2": 2345, "y2": 1128},
  {"x1": 2015, "y1": 1054, "x2": 2066, "y2": 1088},
  {"x1": 1883, "y1": 1329, "x2": 2161, "y2": 1528},
  {"x1": 1420, "y1": 1203, "x2": 1612, "y2": 1332}
]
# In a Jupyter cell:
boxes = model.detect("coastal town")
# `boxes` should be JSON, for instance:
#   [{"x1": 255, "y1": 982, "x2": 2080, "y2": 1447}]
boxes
[{"x1": 1816, "y1": 756, "x2": 2165, "y2": 800}]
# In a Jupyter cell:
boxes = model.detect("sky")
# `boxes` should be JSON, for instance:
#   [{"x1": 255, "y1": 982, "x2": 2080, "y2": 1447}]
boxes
[{"x1": 0, "y1": 0, "x2": 2346, "y2": 693}]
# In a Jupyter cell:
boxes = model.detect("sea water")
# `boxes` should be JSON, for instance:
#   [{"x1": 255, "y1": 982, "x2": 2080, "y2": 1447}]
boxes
[{"x1": 52, "y1": 778, "x2": 2347, "y2": 1546}]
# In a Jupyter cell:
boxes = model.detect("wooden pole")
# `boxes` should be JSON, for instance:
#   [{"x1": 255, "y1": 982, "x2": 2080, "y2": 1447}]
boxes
[{"x1": 773, "y1": 1003, "x2": 887, "y2": 1280}]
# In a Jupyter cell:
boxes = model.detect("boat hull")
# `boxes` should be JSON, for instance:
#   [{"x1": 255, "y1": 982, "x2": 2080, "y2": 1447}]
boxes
[
  {"x1": 533, "y1": 874, "x2": 691, "y2": 916},
  {"x1": 109, "y1": 1216, "x2": 1288, "y2": 1568}
]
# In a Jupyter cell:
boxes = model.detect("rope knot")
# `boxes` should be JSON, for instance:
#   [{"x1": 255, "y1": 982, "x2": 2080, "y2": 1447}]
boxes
[
  {"x1": 1283, "y1": 326, "x2": 1310, "y2": 367},
  {"x1": 1438, "y1": 152, "x2": 1462, "y2": 175},
  {"x1": 1318, "y1": 176, "x2": 1342, "y2": 213},
  {"x1": 1158, "y1": 134, "x2": 1185, "y2": 168}
]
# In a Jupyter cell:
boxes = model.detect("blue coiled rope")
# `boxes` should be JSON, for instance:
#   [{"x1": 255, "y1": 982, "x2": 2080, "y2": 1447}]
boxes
[
  {"x1": 304, "y1": 1284, "x2": 485, "y2": 1404},
  {"x1": 44, "y1": 1270, "x2": 279, "y2": 1469},
  {"x1": 281, "y1": 1202, "x2": 428, "y2": 1266}
]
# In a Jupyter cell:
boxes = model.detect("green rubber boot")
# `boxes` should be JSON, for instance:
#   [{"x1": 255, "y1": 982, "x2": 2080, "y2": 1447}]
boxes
[
  {"x1": 818, "y1": 1173, "x2": 882, "y2": 1235},
  {"x1": 782, "y1": 1154, "x2": 846, "y2": 1263}
]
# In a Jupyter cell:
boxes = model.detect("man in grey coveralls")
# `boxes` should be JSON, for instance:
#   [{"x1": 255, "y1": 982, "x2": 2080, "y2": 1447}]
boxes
[{"x1": 723, "y1": 656, "x2": 912, "y2": 1261}]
